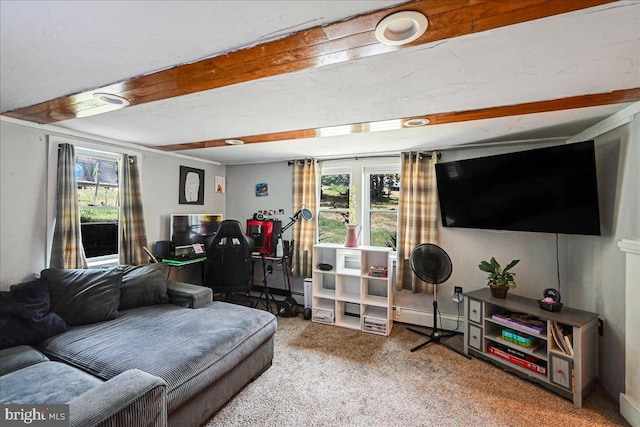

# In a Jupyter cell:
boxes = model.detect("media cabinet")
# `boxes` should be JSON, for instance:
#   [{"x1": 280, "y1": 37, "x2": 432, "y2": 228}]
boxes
[
  {"x1": 311, "y1": 244, "x2": 393, "y2": 335},
  {"x1": 464, "y1": 288, "x2": 598, "y2": 407}
]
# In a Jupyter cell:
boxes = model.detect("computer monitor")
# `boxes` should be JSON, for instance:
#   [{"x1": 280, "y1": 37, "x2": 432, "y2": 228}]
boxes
[{"x1": 170, "y1": 214, "x2": 223, "y2": 247}]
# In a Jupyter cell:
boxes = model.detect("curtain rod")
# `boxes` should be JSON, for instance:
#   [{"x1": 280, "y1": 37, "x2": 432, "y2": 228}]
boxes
[
  {"x1": 287, "y1": 159, "x2": 317, "y2": 166},
  {"x1": 287, "y1": 137, "x2": 570, "y2": 165},
  {"x1": 289, "y1": 152, "x2": 440, "y2": 164}
]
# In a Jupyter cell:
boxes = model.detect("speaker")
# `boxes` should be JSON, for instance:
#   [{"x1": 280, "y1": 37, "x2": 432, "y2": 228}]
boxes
[{"x1": 154, "y1": 240, "x2": 175, "y2": 260}]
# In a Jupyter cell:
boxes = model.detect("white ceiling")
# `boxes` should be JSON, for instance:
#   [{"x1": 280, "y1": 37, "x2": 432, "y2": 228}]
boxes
[{"x1": 1, "y1": 1, "x2": 639, "y2": 165}]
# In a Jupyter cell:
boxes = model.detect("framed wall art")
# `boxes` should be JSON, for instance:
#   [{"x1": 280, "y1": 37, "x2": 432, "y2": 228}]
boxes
[
  {"x1": 255, "y1": 182, "x2": 268, "y2": 197},
  {"x1": 179, "y1": 166, "x2": 205, "y2": 205},
  {"x1": 215, "y1": 176, "x2": 225, "y2": 193}
]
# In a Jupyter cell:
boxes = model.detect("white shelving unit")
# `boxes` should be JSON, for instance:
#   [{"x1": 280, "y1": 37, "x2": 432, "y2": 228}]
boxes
[
  {"x1": 464, "y1": 288, "x2": 598, "y2": 407},
  {"x1": 311, "y1": 243, "x2": 393, "y2": 336}
]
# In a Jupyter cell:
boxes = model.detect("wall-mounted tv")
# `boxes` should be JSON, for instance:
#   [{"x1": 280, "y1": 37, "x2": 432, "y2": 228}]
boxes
[
  {"x1": 434, "y1": 141, "x2": 601, "y2": 236},
  {"x1": 170, "y1": 214, "x2": 223, "y2": 247}
]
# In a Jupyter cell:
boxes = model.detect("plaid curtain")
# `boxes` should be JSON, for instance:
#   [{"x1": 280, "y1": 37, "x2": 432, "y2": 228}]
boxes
[
  {"x1": 50, "y1": 143, "x2": 87, "y2": 269},
  {"x1": 396, "y1": 152, "x2": 439, "y2": 293},
  {"x1": 291, "y1": 159, "x2": 317, "y2": 277},
  {"x1": 119, "y1": 154, "x2": 148, "y2": 265}
]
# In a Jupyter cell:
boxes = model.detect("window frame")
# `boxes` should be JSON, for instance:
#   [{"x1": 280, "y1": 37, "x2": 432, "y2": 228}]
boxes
[
  {"x1": 363, "y1": 165, "x2": 400, "y2": 247},
  {"x1": 317, "y1": 166, "x2": 352, "y2": 244},
  {"x1": 75, "y1": 147, "x2": 121, "y2": 264},
  {"x1": 47, "y1": 136, "x2": 139, "y2": 268},
  {"x1": 318, "y1": 159, "x2": 400, "y2": 248}
]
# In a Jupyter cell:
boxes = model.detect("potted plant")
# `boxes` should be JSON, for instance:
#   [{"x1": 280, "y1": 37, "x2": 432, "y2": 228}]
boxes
[{"x1": 478, "y1": 257, "x2": 520, "y2": 298}]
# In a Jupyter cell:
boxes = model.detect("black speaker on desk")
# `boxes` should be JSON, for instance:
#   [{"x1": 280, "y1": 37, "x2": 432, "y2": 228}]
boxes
[{"x1": 154, "y1": 240, "x2": 175, "y2": 260}]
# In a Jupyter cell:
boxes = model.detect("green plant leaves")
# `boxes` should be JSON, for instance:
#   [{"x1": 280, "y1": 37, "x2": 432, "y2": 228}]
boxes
[{"x1": 478, "y1": 257, "x2": 520, "y2": 288}]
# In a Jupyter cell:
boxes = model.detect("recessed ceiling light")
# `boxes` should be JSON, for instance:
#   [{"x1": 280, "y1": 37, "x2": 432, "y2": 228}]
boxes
[
  {"x1": 225, "y1": 139, "x2": 245, "y2": 145},
  {"x1": 92, "y1": 92, "x2": 130, "y2": 106},
  {"x1": 403, "y1": 118, "x2": 430, "y2": 127},
  {"x1": 375, "y1": 11, "x2": 428, "y2": 46}
]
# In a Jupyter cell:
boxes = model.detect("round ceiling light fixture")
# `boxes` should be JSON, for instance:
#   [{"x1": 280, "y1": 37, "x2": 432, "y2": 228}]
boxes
[
  {"x1": 375, "y1": 11, "x2": 428, "y2": 46},
  {"x1": 224, "y1": 139, "x2": 245, "y2": 145},
  {"x1": 403, "y1": 118, "x2": 430, "y2": 127},
  {"x1": 92, "y1": 92, "x2": 130, "y2": 107}
]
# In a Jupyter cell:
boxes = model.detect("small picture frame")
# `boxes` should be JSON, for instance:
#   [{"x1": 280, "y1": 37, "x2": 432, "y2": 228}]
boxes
[
  {"x1": 256, "y1": 182, "x2": 268, "y2": 197},
  {"x1": 179, "y1": 166, "x2": 205, "y2": 205},
  {"x1": 215, "y1": 176, "x2": 225, "y2": 193}
]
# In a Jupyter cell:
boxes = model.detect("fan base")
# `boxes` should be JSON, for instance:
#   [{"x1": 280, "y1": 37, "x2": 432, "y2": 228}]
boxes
[{"x1": 408, "y1": 327, "x2": 471, "y2": 359}]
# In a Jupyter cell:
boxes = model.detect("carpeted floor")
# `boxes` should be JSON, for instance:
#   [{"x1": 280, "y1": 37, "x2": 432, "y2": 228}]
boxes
[{"x1": 205, "y1": 317, "x2": 628, "y2": 427}]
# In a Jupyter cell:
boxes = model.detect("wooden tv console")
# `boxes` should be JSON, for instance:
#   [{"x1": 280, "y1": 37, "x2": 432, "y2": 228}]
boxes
[{"x1": 464, "y1": 288, "x2": 598, "y2": 407}]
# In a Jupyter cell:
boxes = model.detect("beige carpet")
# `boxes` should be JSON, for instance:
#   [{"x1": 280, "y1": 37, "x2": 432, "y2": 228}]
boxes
[{"x1": 205, "y1": 317, "x2": 628, "y2": 427}]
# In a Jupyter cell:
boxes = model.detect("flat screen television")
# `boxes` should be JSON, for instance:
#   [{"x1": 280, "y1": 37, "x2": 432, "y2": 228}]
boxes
[
  {"x1": 434, "y1": 141, "x2": 601, "y2": 235},
  {"x1": 171, "y1": 214, "x2": 223, "y2": 246}
]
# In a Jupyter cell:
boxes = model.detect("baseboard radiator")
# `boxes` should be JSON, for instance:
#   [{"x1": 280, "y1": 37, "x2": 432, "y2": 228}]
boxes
[{"x1": 392, "y1": 306, "x2": 464, "y2": 333}]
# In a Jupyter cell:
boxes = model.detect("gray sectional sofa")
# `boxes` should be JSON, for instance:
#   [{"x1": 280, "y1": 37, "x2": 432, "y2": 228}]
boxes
[{"x1": 0, "y1": 264, "x2": 277, "y2": 427}]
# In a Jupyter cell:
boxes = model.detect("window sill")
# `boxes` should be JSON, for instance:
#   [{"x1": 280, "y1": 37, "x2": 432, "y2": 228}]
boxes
[{"x1": 87, "y1": 256, "x2": 119, "y2": 269}]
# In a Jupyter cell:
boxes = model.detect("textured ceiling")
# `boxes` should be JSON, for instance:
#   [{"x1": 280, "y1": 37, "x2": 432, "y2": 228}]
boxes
[{"x1": 1, "y1": 1, "x2": 639, "y2": 164}]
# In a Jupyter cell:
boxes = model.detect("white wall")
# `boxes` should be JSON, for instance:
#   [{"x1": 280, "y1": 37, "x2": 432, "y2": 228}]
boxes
[
  {"x1": 0, "y1": 120, "x2": 226, "y2": 288},
  {"x1": 564, "y1": 117, "x2": 640, "y2": 401},
  {"x1": 138, "y1": 149, "x2": 226, "y2": 244},
  {"x1": 226, "y1": 161, "x2": 293, "y2": 235},
  {"x1": 1, "y1": 123, "x2": 49, "y2": 285}
]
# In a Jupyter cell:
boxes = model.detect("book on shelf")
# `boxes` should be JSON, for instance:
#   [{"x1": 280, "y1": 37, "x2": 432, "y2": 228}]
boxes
[
  {"x1": 496, "y1": 335, "x2": 544, "y2": 352},
  {"x1": 492, "y1": 311, "x2": 546, "y2": 334},
  {"x1": 550, "y1": 321, "x2": 574, "y2": 356},
  {"x1": 488, "y1": 343, "x2": 547, "y2": 375},
  {"x1": 563, "y1": 335, "x2": 574, "y2": 356}
]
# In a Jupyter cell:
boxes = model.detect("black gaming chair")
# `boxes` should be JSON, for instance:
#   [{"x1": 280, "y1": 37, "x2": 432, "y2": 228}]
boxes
[{"x1": 204, "y1": 220, "x2": 253, "y2": 298}]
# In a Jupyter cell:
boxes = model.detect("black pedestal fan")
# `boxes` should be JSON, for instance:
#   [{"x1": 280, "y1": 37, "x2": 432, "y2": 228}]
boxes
[{"x1": 407, "y1": 243, "x2": 471, "y2": 358}]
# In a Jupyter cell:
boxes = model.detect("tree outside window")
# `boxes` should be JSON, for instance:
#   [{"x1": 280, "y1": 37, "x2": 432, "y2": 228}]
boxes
[
  {"x1": 367, "y1": 172, "x2": 400, "y2": 248},
  {"x1": 317, "y1": 162, "x2": 400, "y2": 249},
  {"x1": 318, "y1": 171, "x2": 351, "y2": 243}
]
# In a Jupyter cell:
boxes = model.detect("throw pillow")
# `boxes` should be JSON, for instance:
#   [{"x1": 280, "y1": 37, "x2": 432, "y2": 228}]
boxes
[
  {"x1": 0, "y1": 279, "x2": 69, "y2": 350},
  {"x1": 117, "y1": 263, "x2": 170, "y2": 310},
  {"x1": 40, "y1": 269, "x2": 122, "y2": 326}
]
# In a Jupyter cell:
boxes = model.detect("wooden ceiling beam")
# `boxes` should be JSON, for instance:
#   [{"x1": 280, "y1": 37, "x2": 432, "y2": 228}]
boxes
[
  {"x1": 153, "y1": 88, "x2": 640, "y2": 151},
  {"x1": 2, "y1": 0, "x2": 616, "y2": 124}
]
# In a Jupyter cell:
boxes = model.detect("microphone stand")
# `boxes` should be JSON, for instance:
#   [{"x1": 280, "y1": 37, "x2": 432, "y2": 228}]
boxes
[{"x1": 281, "y1": 209, "x2": 302, "y2": 233}]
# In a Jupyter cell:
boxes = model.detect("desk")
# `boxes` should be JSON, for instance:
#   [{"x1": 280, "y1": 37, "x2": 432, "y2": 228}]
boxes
[
  {"x1": 251, "y1": 253, "x2": 292, "y2": 313},
  {"x1": 161, "y1": 257, "x2": 207, "y2": 284}
]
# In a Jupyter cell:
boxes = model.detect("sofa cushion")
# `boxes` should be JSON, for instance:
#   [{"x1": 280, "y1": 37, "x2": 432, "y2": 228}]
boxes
[
  {"x1": 41, "y1": 269, "x2": 122, "y2": 326},
  {"x1": 116, "y1": 264, "x2": 170, "y2": 310},
  {"x1": 0, "y1": 361, "x2": 102, "y2": 404},
  {"x1": 0, "y1": 279, "x2": 69, "y2": 350},
  {"x1": 38, "y1": 302, "x2": 277, "y2": 412},
  {"x1": 0, "y1": 346, "x2": 49, "y2": 376}
]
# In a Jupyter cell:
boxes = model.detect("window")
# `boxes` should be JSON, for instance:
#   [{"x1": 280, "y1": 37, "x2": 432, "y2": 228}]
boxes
[
  {"x1": 365, "y1": 166, "x2": 400, "y2": 248},
  {"x1": 318, "y1": 168, "x2": 351, "y2": 243},
  {"x1": 76, "y1": 148, "x2": 120, "y2": 260},
  {"x1": 318, "y1": 160, "x2": 400, "y2": 248}
]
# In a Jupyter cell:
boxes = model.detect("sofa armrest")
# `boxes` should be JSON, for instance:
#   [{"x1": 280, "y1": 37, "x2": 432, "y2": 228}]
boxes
[
  {"x1": 0, "y1": 345, "x2": 48, "y2": 376},
  {"x1": 69, "y1": 369, "x2": 166, "y2": 427},
  {"x1": 167, "y1": 280, "x2": 212, "y2": 308}
]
